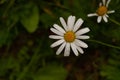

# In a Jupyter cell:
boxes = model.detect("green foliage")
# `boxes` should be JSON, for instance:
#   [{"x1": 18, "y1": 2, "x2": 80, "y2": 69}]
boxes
[
  {"x1": 100, "y1": 49, "x2": 120, "y2": 80},
  {"x1": 0, "y1": 29, "x2": 9, "y2": 46},
  {"x1": 0, "y1": 0, "x2": 120, "y2": 80},
  {"x1": 34, "y1": 64, "x2": 67, "y2": 80},
  {"x1": 21, "y1": 3, "x2": 39, "y2": 33}
]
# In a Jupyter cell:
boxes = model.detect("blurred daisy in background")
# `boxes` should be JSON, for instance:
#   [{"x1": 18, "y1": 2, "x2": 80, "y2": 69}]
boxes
[
  {"x1": 87, "y1": 0, "x2": 115, "y2": 23},
  {"x1": 49, "y1": 15, "x2": 90, "y2": 56}
]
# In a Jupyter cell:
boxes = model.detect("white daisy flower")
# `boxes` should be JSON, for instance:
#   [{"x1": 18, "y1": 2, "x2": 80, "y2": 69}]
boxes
[
  {"x1": 87, "y1": 0, "x2": 115, "y2": 23},
  {"x1": 49, "y1": 15, "x2": 90, "y2": 56}
]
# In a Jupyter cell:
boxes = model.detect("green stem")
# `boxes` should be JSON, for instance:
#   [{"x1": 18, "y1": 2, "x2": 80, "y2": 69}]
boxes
[
  {"x1": 17, "y1": 43, "x2": 42, "y2": 80},
  {"x1": 3, "y1": 0, "x2": 15, "y2": 17},
  {"x1": 109, "y1": 18, "x2": 120, "y2": 26},
  {"x1": 46, "y1": 2, "x2": 72, "y2": 13},
  {"x1": 88, "y1": 39, "x2": 120, "y2": 50}
]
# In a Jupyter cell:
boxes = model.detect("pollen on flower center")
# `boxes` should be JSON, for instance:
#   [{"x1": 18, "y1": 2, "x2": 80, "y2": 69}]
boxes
[
  {"x1": 97, "y1": 6, "x2": 108, "y2": 16},
  {"x1": 64, "y1": 31, "x2": 76, "y2": 42}
]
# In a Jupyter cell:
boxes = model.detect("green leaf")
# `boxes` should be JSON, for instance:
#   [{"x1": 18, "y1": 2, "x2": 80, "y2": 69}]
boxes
[
  {"x1": 21, "y1": 4, "x2": 39, "y2": 33},
  {"x1": 34, "y1": 64, "x2": 67, "y2": 80},
  {"x1": 0, "y1": 29, "x2": 9, "y2": 47},
  {"x1": 100, "y1": 65, "x2": 120, "y2": 80},
  {"x1": 0, "y1": 56, "x2": 20, "y2": 76}
]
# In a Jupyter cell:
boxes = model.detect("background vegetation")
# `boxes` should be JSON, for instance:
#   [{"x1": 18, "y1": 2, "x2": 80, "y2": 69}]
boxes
[{"x1": 0, "y1": 0, "x2": 120, "y2": 80}]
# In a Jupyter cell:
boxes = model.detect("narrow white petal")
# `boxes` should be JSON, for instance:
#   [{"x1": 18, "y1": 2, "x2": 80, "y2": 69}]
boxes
[
  {"x1": 60, "y1": 17, "x2": 68, "y2": 31},
  {"x1": 97, "y1": 16, "x2": 102, "y2": 23},
  {"x1": 73, "y1": 18, "x2": 83, "y2": 32},
  {"x1": 75, "y1": 39, "x2": 88, "y2": 48},
  {"x1": 50, "y1": 39, "x2": 64, "y2": 48},
  {"x1": 87, "y1": 13, "x2": 98, "y2": 17},
  {"x1": 56, "y1": 42, "x2": 66, "y2": 55},
  {"x1": 70, "y1": 16, "x2": 76, "y2": 30},
  {"x1": 102, "y1": 0, "x2": 106, "y2": 6},
  {"x1": 105, "y1": 14, "x2": 109, "y2": 17},
  {"x1": 76, "y1": 35, "x2": 90, "y2": 39},
  {"x1": 99, "y1": 2, "x2": 102, "y2": 7},
  {"x1": 103, "y1": 16, "x2": 108, "y2": 22},
  {"x1": 49, "y1": 35, "x2": 63, "y2": 39},
  {"x1": 53, "y1": 24, "x2": 65, "y2": 33},
  {"x1": 76, "y1": 46, "x2": 84, "y2": 54},
  {"x1": 67, "y1": 15, "x2": 72, "y2": 30},
  {"x1": 75, "y1": 27, "x2": 90, "y2": 36},
  {"x1": 106, "y1": 0, "x2": 111, "y2": 7},
  {"x1": 71, "y1": 43, "x2": 79, "y2": 56},
  {"x1": 107, "y1": 10, "x2": 115, "y2": 14},
  {"x1": 50, "y1": 28, "x2": 64, "y2": 36},
  {"x1": 64, "y1": 43, "x2": 70, "y2": 56},
  {"x1": 67, "y1": 16, "x2": 75, "y2": 30}
]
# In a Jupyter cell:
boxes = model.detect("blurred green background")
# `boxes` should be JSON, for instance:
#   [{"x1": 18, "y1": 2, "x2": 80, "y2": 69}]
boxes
[{"x1": 0, "y1": 0, "x2": 120, "y2": 80}]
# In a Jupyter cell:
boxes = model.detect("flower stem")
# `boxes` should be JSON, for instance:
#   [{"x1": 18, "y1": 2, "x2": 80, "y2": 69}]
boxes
[
  {"x1": 88, "y1": 39, "x2": 120, "y2": 50},
  {"x1": 109, "y1": 18, "x2": 120, "y2": 26}
]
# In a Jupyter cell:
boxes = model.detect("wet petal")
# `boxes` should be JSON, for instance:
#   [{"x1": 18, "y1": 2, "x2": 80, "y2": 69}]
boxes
[
  {"x1": 106, "y1": 0, "x2": 111, "y2": 7},
  {"x1": 105, "y1": 14, "x2": 109, "y2": 17},
  {"x1": 75, "y1": 39, "x2": 88, "y2": 48},
  {"x1": 76, "y1": 46, "x2": 84, "y2": 54},
  {"x1": 64, "y1": 43, "x2": 70, "y2": 56},
  {"x1": 97, "y1": 16, "x2": 102, "y2": 23},
  {"x1": 67, "y1": 16, "x2": 75, "y2": 30},
  {"x1": 102, "y1": 0, "x2": 106, "y2": 6},
  {"x1": 73, "y1": 18, "x2": 83, "y2": 32},
  {"x1": 71, "y1": 43, "x2": 79, "y2": 56},
  {"x1": 107, "y1": 10, "x2": 115, "y2": 14},
  {"x1": 75, "y1": 27, "x2": 90, "y2": 36},
  {"x1": 60, "y1": 17, "x2": 68, "y2": 31},
  {"x1": 50, "y1": 28, "x2": 64, "y2": 36},
  {"x1": 99, "y1": 2, "x2": 102, "y2": 7},
  {"x1": 56, "y1": 42, "x2": 66, "y2": 55},
  {"x1": 49, "y1": 35, "x2": 63, "y2": 39},
  {"x1": 76, "y1": 35, "x2": 90, "y2": 39},
  {"x1": 87, "y1": 13, "x2": 98, "y2": 17},
  {"x1": 50, "y1": 39, "x2": 64, "y2": 48},
  {"x1": 53, "y1": 24, "x2": 65, "y2": 33},
  {"x1": 103, "y1": 16, "x2": 108, "y2": 22}
]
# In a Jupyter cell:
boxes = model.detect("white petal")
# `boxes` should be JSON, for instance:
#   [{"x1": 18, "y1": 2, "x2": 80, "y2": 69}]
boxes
[
  {"x1": 97, "y1": 16, "x2": 102, "y2": 23},
  {"x1": 71, "y1": 43, "x2": 79, "y2": 56},
  {"x1": 50, "y1": 39, "x2": 64, "y2": 48},
  {"x1": 75, "y1": 39, "x2": 88, "y2": 48},
  {"x1": 56, "y1": 42, "x2": 66, "y2": 55},
  {"x1": 103, "y1": 15, "x2": 108, "y2": 22},
  {"x1": 107, "y1": 10, "x2": 115, "y2": 14},
  {"x1": 99, "y1": 2, "x2": 102, "y2": 7},
  {"x1": 50, "y1": 28, "x2": 64, "y2": 36},
  {"x1": 76, "y1": 35, "x2": 90, "y2": 39},
  {"x1": 102, "y1": 0, "x2": 106, "y2": 6},
  {"x1": 75, "y1": 27, "x2": 90, "y2": 36},
  {"x1": 70, "y1": 16, "x2": 76, "y2": 30},
  {"x1": 76, "y1": 46, "x2": 84, "y2": 54},
  {"x1": 87, "y1": 13, "x2": 98, "y2": 17},
  {"x1": 73, "y1": 18, "x2": 83, "y2": 32},
  {"x1": 106, "y1": 0, "x2": 111, "y2": 7},
  {"x1": 67, "y1": 16, "x2": 75, "y2": 30},
  {"x1": 49, "y1": 35, "x2": 63, "y2": 39},
  {"x1": 64, "y1": 43, "x2": 70, "y2": 56},
  {"x1": 53, "y1": 24, "x2": 65, "y2": 33},
  {"x1": 67, "y1": 15, "x2": 72, "y2": 30},
  {"x1": 60, "y1": 17, "x2": 68, "y2": 31},
  {"x1": 105, "y1": 14, "x2": 109, "y2": 17}
]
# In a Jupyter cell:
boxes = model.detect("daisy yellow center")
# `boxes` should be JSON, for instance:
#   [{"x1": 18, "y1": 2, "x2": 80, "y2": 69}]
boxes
[
  {"x1": 97, "y1": 6, "x2": 108, "y2": 16},
  {"x1": 64, "y1": 31, "x2": 76, "y2": 42}
]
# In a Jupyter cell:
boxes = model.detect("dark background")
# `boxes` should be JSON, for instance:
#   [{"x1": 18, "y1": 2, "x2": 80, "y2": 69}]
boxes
[{"x1": 0, "y1": 0, "x2": 120, "y2": 80}]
